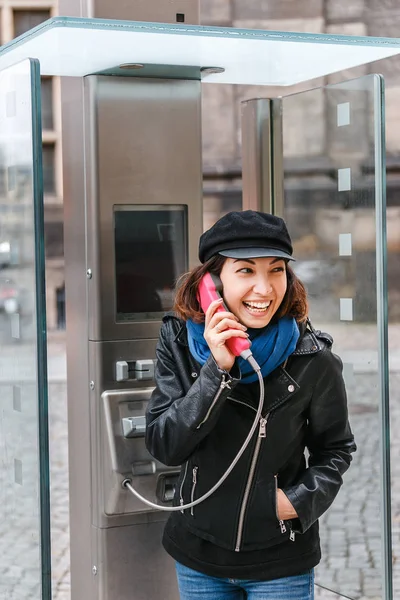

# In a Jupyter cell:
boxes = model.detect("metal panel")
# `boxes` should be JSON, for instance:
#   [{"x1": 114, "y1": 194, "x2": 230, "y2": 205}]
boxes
[
  {"x1": 61, "y1": 76, "x2": 96, "y2": 600},
  {"x1": 374, "y1": 75, "x2": 393, "y2": 600},
  {"x1": 97, "y1": 521, "x2": 178, "y2": 600},
  {"x1": 241, "y1": 97, "x2": 284, "y2": 214},
  {"x1": 87, "y1": 339, "x2": 179, "y2": 529},
  {"x1": 85, "y1": 76, "x2": 202, "y2": 341},
  {"x1": 271, "y1": 98, "x2": 284, "y2": 216},
  {"x1": 241, "y1": 99, "x2": 272, "y2": 212},
  {"x1": 62, "y1": 72, "x2": 202, "y2": 599}
]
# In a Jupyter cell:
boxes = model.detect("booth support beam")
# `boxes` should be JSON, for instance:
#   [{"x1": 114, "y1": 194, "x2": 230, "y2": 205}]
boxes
[{"x1": 241, "y1": 98, "x2": 284, "y2": 216}]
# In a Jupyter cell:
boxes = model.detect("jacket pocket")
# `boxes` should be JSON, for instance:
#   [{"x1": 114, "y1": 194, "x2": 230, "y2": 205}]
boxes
[
  {"x1": 236, "y1": 472, "x2": 290, "y2": 550},
  {"x1": 274, "y1": 473, "x2": 287, "y2": 533},
  {"x1": 274, "y1": 473, "x2": 295, "y2": 542}
]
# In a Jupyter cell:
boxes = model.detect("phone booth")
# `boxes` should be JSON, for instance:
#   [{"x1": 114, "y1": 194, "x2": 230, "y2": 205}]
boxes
[{"x1": 0, "y1": 0, "x2": 397, "y2": 598}]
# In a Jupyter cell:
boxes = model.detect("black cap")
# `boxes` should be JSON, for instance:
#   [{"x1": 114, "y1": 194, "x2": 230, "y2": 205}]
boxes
[{"x1": 199, "y1": 210, "x2": 294, "y2": 263}]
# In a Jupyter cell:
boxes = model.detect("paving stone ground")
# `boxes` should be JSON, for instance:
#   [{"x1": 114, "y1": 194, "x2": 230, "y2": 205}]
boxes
[{"x1": 1, "y1": 325, "x2": 400, "y2": 599}]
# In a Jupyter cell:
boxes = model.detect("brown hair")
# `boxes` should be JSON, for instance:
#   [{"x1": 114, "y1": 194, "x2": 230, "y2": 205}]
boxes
[{"x1": 173, "y1": 256, "x2": 308, "y2": 324}]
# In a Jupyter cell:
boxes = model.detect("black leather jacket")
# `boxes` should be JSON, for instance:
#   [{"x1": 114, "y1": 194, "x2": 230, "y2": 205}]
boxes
[{"x1": 146, "y1": 314, "x2": 356, "y2": 553}]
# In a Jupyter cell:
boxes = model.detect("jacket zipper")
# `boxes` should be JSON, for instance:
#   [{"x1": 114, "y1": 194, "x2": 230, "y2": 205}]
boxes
[
  {"x1": 190, "y1": 466, "x2": 198, "y2": 516},
  {"x1": 274, "y1": 474, "x2": 296, "y2": 542},
  {"x1": 196, "y1": 374, "x2": 231, "y2": 429},
  {"x1": 179, "y1": 462, "x2": 189, "y2": 513},
  {"x1": 235, "y1": 415, "x2": 269, "y2": 552}
]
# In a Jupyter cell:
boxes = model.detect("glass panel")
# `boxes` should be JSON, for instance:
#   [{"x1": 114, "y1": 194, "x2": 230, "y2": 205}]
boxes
[
  {"x1": 281, "y1": 75, "x2": 389, "y2": 599},
  {"x1": 1, "y1": 17, "x2": 400, "y2": 83},
  {"x1": 0, "y1": 59, "x2": 50, "y2": 599},
  {"x1": 315, "y1": 587, "x2": 346, "y2": 600},
  {"x1": 13, "y1": 10, "x2": 51, "y2": 38}
]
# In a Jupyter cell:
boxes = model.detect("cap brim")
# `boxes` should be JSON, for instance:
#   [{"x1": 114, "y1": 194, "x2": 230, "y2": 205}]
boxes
[{"x1": 219, "y1": 247, "x2": 295, "y2": 261}]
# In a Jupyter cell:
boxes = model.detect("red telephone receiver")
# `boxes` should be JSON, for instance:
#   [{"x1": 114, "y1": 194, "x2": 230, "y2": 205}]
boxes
[{"x1": 197, "y1": 272, "x2": 251, "y2": 357}]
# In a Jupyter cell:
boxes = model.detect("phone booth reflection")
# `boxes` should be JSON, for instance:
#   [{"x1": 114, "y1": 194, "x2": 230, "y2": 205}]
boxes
[{"x1": 145, "y1": 211, "x2": 356, "y2": 600}]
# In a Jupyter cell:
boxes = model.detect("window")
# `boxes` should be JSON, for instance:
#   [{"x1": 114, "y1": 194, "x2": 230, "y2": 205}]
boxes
[
  {"x1": 41, "y1": 78, "x2": 53, "y2": 130},
  {"x1": 13, "y1": 10, "x2": 51, "y2": 38},
  {"x1": 44, "y1": 222, "x2": 64, "y2": 258},
  {"x1": 42, "y1": 145, "x2": 55, "y2": 195},
  {"x1": 56, "y1": 285, "x2": 66, "y2": 329}
]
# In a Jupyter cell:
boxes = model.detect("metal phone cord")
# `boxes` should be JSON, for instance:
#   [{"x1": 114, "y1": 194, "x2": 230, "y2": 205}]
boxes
[{"x1": 123, "y1": 352, "x2": 265, "y2": 512}]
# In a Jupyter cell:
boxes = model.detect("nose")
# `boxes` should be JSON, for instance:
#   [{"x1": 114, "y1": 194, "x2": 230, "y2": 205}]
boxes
[{"x1": 252, "y1": 275, "x2": 272, "y2": 296}]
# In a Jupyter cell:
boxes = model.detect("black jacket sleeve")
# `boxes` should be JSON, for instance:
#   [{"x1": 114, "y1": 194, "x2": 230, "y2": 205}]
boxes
[
  {"x1": 283, "y1": 348, "x2": 356, "y2": 533},
  {"x1": 145, "y1": 321, "x2": 241, "y2": 466}
]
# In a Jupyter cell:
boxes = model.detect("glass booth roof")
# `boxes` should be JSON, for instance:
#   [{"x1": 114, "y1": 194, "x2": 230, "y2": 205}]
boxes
[{"x1": 1, "y1": 17, "x2": 400, "y2": 85}]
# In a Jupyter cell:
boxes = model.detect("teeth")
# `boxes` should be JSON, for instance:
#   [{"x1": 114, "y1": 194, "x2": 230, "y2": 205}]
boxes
[{"x1": 244, "y1": 301, "x2": 271, "y2": 309}]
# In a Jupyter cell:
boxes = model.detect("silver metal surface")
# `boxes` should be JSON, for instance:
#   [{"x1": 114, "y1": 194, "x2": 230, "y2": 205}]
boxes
[
  {"x1": 201, "y1": 67, "x2": 225, "y2": 77},
  {"x1": 62, "y1": 68, "x2": 202, "y2": 599},
  {"x1": 85, "y1": 75, "x2": 202, "y2": 341},
  {"x1": 134, "y1": 359, "x2": 155, "y2": 380},
  {"x1": 241, "y1": 98, "x2": 284, "y2": 214},
  {"x1": 62, "y1": 76, "x2": 95, "y2": 600},
  {"x1": 131, "y1": 460, "x2": 156, "y2": 475},
  {"x1": 59, "y1": 0, "x2": 200, "y2": 24},
  {"x1": 115, "y1": 361, "x2": 129, "y2": 382},
  {"x1": 374, "y1": 75, "x2": 393, "y2": 600},
  {"x1": 96, "y1": 521, "x2": 178, "y2": 600},
  {"x1": 241, "y1": 99, "x2": 272, "y2": 212},
  {"x1": 119, "y1": 64, "x2": 145, "y2": 70},
  {"x1": 271, "y1": 99, "x2": 284, "y2": 216},
  {"x1": 122, "y1": 416, "x2": 146, "y2": 438},
  {"x1": 96, "y1": 355, "x2": 180, "y2": 520}
]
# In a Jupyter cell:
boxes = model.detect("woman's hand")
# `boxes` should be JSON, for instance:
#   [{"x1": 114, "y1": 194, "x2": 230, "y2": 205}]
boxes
[
  {"x1": 276, "y1": 488, "x2": 298, "y2": 520},
  {"x1": 203, "y1": 298, "x2": 248, "y2": 372}
]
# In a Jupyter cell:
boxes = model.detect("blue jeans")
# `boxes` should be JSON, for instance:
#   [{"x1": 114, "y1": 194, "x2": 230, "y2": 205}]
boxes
[{"x1": 175, "y1": 562, "x2": 314, "y2": 600}]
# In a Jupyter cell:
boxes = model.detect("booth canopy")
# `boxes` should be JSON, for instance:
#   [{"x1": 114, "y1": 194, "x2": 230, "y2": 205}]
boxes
[{"x1": 0, "y1": 17, "x2": 400, "y2": 85}]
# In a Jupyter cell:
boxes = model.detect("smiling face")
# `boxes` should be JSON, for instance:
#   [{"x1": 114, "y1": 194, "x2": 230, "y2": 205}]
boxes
[{"x1": 219, "y1": 256, "x2": 288, "y2": 328}]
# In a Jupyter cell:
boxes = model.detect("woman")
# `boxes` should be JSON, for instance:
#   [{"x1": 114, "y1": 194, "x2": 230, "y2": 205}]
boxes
[{"x1": 146, "y1": 210, "x2": 356, "y2": 600}]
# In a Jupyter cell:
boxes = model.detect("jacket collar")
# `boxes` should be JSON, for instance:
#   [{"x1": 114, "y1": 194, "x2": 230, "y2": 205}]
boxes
[
  {"x1": 175, "y1": 322, "x2": 189, "y2": 346},
  {"x1": 292, "y1": 320, "x2": 322, "y2": 356}
]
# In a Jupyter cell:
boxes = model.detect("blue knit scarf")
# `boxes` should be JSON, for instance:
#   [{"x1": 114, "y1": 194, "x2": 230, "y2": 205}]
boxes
[{"x1": 186, "y1": 317, "x2": 300, "y2": 384}]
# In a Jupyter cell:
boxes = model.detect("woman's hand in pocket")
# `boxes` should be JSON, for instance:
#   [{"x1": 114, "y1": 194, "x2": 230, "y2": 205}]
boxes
[{"x1": 276, "y1": 488, "x2": 298, "y2": 520}]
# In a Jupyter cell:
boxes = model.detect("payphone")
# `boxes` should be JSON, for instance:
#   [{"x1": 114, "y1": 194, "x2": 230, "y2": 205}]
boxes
[
  {"x1": 61, "y1": 3, "x2": 203, "y2": 599},
  {"x1": 62, "y1": 75, "x2": 202, "y2": 599}
]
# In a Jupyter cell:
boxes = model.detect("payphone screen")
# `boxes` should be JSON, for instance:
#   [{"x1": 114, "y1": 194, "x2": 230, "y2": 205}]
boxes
[{"x1": 114, "y1": 205, "x2": 188, "y2": 321}]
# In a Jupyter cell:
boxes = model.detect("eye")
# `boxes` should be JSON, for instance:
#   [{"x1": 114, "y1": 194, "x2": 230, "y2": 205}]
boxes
[
  {"x1": 271, "y1": 266, "x2": 285, "y2": 273},
  {"x1": 236, "y1": 267, "x2": 253, "y2": 274}
]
